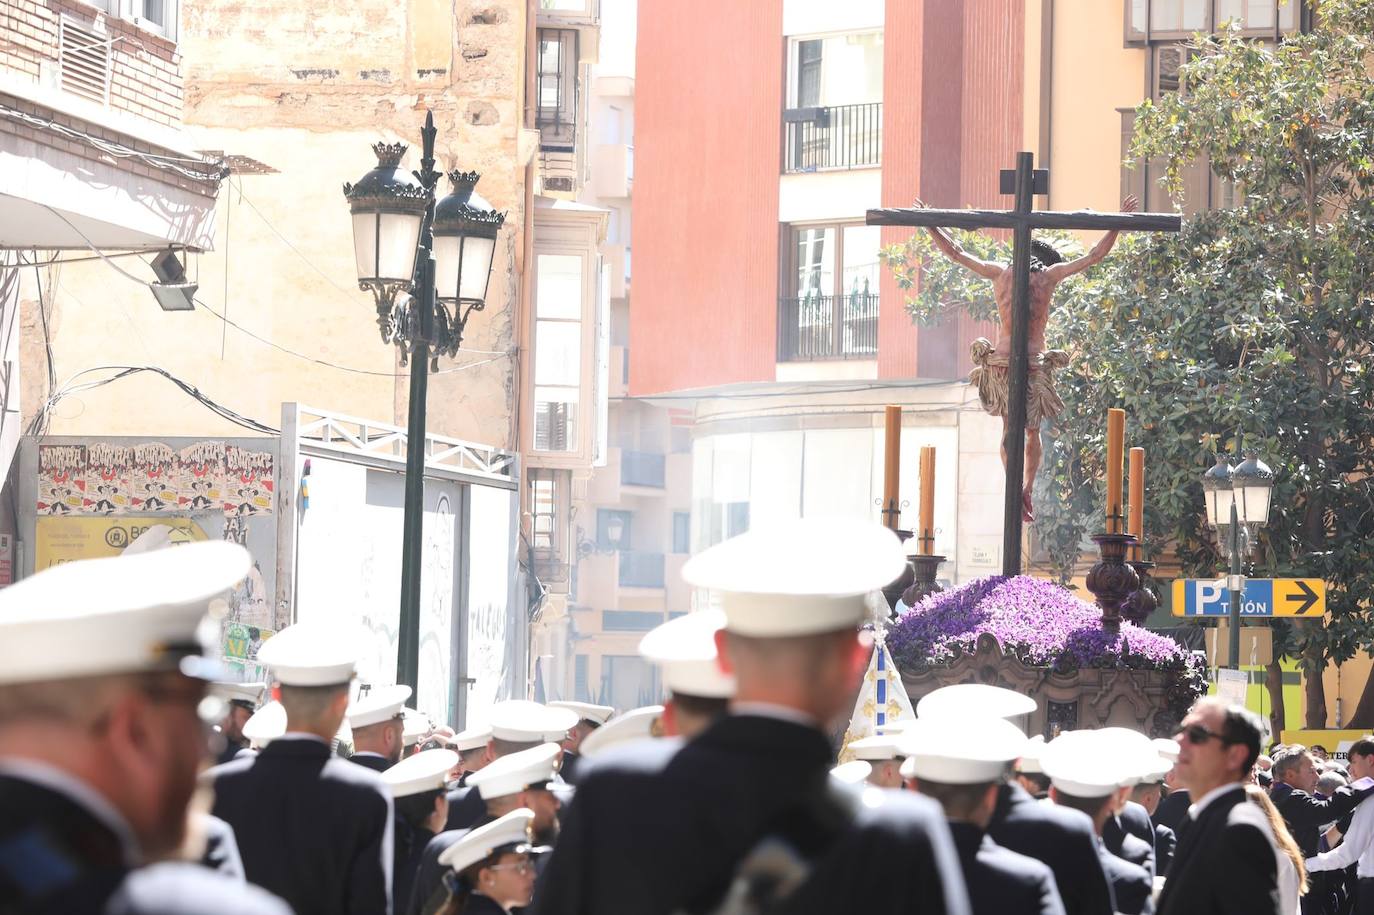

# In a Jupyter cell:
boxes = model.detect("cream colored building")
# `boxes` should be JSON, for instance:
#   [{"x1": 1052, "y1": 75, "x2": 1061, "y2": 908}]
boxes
[{"x1": 2, "y1": 0, "x2": 613, "y2": 708}]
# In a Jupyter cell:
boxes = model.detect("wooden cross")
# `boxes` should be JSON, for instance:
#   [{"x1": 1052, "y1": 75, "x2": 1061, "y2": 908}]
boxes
[{"x1": 867, "y1": 152, "x2": 1181, "y2": 577}]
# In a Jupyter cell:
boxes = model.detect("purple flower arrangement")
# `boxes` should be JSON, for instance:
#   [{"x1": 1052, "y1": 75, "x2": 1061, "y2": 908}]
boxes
[{"x1": 889, "y1": 575, "x2": 1205, "y2": 690}]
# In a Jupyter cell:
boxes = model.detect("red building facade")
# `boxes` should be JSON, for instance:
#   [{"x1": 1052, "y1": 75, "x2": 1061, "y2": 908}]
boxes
[{"x1": 631, "y1": 0, "x2": 1023, "y2": 395}]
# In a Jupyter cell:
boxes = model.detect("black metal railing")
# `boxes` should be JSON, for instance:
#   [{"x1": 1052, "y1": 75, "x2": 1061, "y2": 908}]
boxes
[
  {"x1": 778, "y1": 292, "x2": 879, "y2": 361},
  {"x1": 783, "y1": 102, "x2": 883, "y2": 173},
  {"x1": 621, "y1": 450, "x2": 666, "y2": 487}
]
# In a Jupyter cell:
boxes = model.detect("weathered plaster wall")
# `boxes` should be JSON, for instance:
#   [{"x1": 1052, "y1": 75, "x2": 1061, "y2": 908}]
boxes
[{"x1": 23, "y1": 0, "x2": 531, "y2": 449}]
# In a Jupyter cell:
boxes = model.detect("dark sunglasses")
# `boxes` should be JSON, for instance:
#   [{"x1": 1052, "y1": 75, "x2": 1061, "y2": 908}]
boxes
[{"x1": 1177, "y1": 724, "x2": 1233, "y2": 746}]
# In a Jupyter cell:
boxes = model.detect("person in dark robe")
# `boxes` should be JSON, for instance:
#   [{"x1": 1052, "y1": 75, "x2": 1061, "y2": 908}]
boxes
[
  {"x1": 210, "y1": 623, "x2": 394, "y2": 915},
  {"x1": 529, "y1": 519, "x2": 971, "y2": 915},
  {"x1": 0, "y1": 542, "x2": 289, "y2": 914}
]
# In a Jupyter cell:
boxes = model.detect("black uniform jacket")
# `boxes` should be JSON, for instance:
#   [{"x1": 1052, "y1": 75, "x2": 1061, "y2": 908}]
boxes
[
  {"x1": 1271, "y1": 780, "x2": 1374, "y2": 857},
  {"x1": 1152, "y1": 789, "x2": 1190, "y2": 834},
  {"x1": 948, "y1": 821, "x2": 1065, "y2": 915},
  {"x1": 988, "y1": 783, "x2": 1113, "y2": 915},
  {"x1": 350, "y1": 752, "x2": 392, "y2": 774},
  {"x1": 1104, "y1": 802, "x2": 1157, "y2": 877},
  {"x1": 1098, "y1": 841, "x2": 1152, "y2": 915},
  {"x1": 209, "y1": 735, "x2": 395, "y2": 915},
  {"x1": 393, "y1": 819, "x2": 436, "y2": 915},
  {"x1": 559, "y1": 751, "x2": 582, "y2": 786},
  {"x1": 528, "y1": 713, "x2": 971, "y2": 915},
  {"x1": 1152, "y1": 822, "x2": 1176, "y2": 876},
  {"x1": 1156, "y1": 784, "x2": 1281, "y2": 915},
  {"x1": 405, "y1": 818, "x2": 493, "y2": 915},
  {"x1": 445, "y1": 786, "x2": 486, "y2": 831},
  {"x1": 0, "y1": 770, "x2": 288, "y2": 914}
]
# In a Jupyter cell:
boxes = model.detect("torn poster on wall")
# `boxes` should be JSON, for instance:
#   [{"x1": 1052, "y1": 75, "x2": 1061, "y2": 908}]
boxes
[{"x1": 37, "y1": 442, "x2": 275, "y2": 516}]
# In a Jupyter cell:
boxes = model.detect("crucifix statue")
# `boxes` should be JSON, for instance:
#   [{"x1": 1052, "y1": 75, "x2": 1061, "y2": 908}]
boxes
[{"x1": 868, "y1": 152, "x2": 1181, "y2": 576}]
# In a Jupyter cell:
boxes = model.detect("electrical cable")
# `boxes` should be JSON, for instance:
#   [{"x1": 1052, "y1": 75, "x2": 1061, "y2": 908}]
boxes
[
  {"x1": 0, "y1": 102, "x2": 226, "y2": 183},
  {"x1": 28, "y1": 365, "x2": 278, "y2": 437},
  {"x1": 36, "y1": 203, "x2": 514, "y2": 377}
]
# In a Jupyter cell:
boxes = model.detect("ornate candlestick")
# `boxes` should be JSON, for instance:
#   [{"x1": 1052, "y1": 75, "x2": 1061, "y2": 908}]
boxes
[
  {"x1": 902, "y1": 554, "x2": 946, "y2": 608},
  {"x1": 1123, "y1": 558, "x2": 1158, "y2": 625},
  {"x1": 1085, "y1": 532, "x2": 1141, "y2": 632}
]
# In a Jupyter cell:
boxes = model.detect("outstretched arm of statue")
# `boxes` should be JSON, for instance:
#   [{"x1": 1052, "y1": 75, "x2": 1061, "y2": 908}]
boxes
[
  {"x1": 1043, "y1": 195, "x2": 1139, "y2": 282},
  {"x1": 915, "y1": 199, "x2": 1003, "y2": 280}
]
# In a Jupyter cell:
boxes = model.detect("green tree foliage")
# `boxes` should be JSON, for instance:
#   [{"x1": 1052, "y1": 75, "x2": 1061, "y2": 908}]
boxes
[{"x1": 879, "y1": 0, "x2": 1374, "y2": 729}]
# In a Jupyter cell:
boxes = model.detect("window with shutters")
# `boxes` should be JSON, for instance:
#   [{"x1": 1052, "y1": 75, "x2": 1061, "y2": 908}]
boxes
[{"x1": 534, "y1": 253, "x2": 583, "y2": 453}]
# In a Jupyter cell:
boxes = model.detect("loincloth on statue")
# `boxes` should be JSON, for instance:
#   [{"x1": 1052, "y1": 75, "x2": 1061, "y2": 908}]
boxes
[{"x1": 968, "y1": 337, "x2": 1069, "y2": 426}]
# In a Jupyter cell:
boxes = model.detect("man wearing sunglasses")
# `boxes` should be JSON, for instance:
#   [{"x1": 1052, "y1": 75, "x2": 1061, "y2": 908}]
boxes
[
  {"x1": 0, "y1": 542, "x2": 290, "y2": 914},
  {"x1": 1156, "y1": 698, "x2": 1280, "y2": 915}
]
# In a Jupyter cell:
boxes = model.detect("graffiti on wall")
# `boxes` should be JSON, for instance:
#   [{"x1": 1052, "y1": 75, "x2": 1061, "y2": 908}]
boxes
[{"x1": 37, "y1": 442, "x2": 274, "y2": 517}]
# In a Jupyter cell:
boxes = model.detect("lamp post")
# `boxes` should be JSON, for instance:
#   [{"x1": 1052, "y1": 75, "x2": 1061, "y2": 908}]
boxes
[
  {"x1": 1201, "y1": 435, "x2": 1274, "y2": 671},
  {"x1": 343, "y1": 113, "x2": 505, "y2": 693}
]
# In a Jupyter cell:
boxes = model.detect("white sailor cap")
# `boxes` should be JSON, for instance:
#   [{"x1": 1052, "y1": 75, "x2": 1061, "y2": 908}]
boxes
[
  {"x1": 213, "y1": 681, "x2": 266, "y2": 709},
  {"x1": 468, "y1": 743, "x2": 560, "y2": 800},
  {"x1": 681, "y1": 518, "x2": 907, "y2": 637},
  {"x1": 257, "y1": 622, "x2": 360, "y2": 687},
  {"x1": 437, "y1": 808, "x2": 544, "y2": 874},
  {"x1": 1016, "y1": 734, "x2": 1047, "y2": 774},
  {"x1": 347, "y1": 685, "x2": 413, "y2": 729},
  {"x1": 242, "y1": 700, "x2": 287, "y2": 746},
  {"x1": 1097, "y1": 727, "x2": 1163, "y2": 787},
  {"x1": 830, "y1": 760, "x2": 873, "y2": 785},
  {"x1": 548, "y1": 701, "x2": 615, "y2": 726},
  {"x1": 581, "y1": 705, "x2": 665, "y2": 758},
  {"x1": 402, "y1": 708, "x2": 432, "y2": 746},
  {"x1": 488, "y1": 700, "x2": 578, "y2": 743},
  {"x1": 638, "y1": 610, "x2": 735, "y2": 699},
  {"x1": 898, "y1": 715, "x2": 1028, "y2": 784},
  {"x1": 916, "y1": 684, "x2": 1037, "y2": 720},
  {"x1": 450, "y1": 723, "x2": 492, "y2": 752},
  {"x1": 849, "y1": 733, "x2": 905, "y2": 761},
  {"x1": 0, "y1": 541, "x2": 249, "y2": 685},
  {"x1": 383, "y1": 748, "x2": 459, "y2": 798},
  {"x1": 1042, "y1": 730, "x2": 1129, "y2": 798},
  {"x1": 1153, "y1": 737, "x2": 1180, "y2": 764}
]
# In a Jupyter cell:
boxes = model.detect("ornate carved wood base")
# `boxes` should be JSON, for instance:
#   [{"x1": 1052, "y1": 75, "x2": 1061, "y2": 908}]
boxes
[{"x1": 898, "y1": 632, "x2": 1185, "y2": 738}]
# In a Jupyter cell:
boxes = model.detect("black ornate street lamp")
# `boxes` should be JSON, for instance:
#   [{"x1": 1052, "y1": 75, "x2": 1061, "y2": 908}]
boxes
[
  {"x1": 1201, "y1": 438, "x2": 1274, "y2": 671},
  {"x1": 344, "y1": 113, "x2": 506, "y2": 694}
]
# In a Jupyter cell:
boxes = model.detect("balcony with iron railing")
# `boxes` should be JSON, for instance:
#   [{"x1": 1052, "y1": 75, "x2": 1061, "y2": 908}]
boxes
[
  {"x1": 783, "y1": 102, "x2": 882, "y2": 174},
  {"x1": 777, "y1": 292, "x2": 879, "y2": 361}
]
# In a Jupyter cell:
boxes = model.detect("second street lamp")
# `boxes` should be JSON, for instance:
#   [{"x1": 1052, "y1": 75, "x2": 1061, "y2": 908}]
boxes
[
  {"x1": 1200, "y1": 439, "x2": 1274, "y2": 671},
  {"x1": 343, "y1": 112, "x2": 505, "y2": 696}
]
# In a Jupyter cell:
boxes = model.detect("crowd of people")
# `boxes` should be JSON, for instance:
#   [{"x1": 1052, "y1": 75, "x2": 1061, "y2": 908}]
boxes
[{"x1": 1, "y1": 520, "x2": 1371, "y2": 915}]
